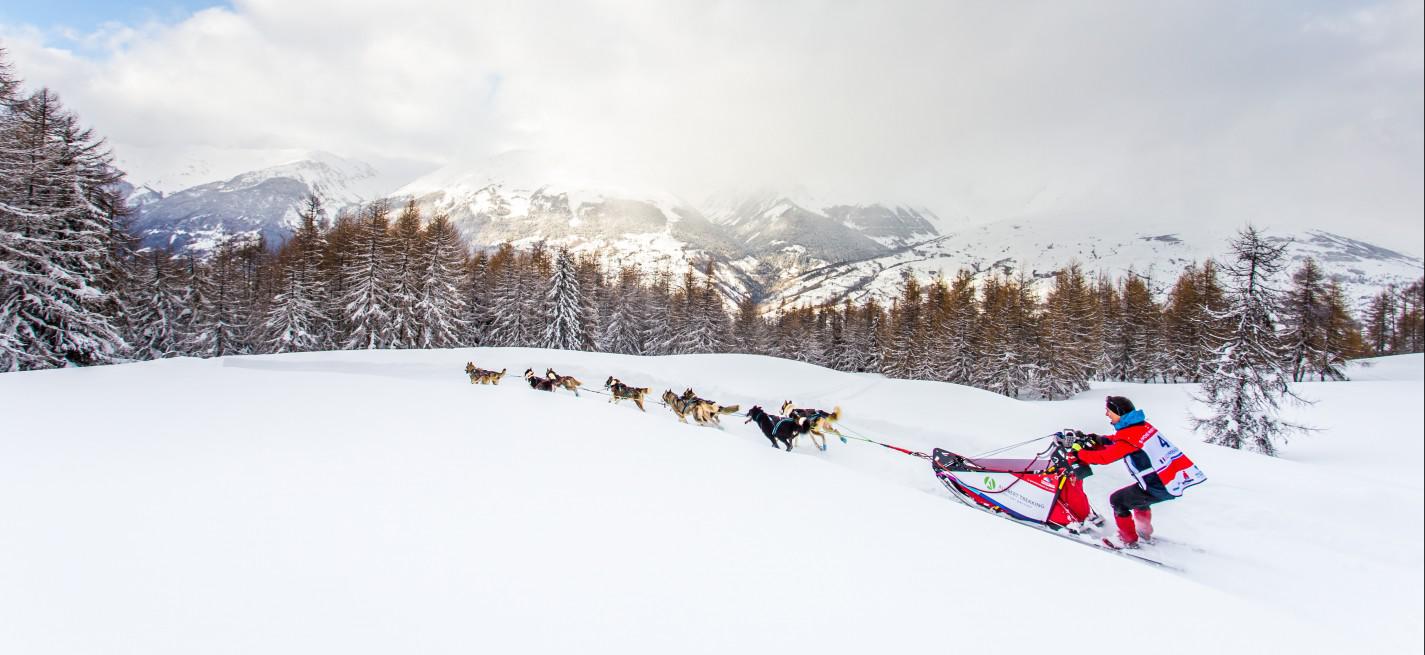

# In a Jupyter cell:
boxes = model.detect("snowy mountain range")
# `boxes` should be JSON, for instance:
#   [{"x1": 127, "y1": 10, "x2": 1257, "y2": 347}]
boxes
[{"x1": 126, "y1": 152, "x2": 1423, "y2": 309}]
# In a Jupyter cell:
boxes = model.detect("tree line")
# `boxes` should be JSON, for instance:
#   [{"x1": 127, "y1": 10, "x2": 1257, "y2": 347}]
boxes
[{"x1": 3, "y1": 49, "x2": 1423, "y2": 453}]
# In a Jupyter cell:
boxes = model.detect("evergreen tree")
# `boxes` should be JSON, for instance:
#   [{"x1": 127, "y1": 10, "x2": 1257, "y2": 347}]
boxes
[
  {"x1": 541, "y1": 248, "x2": 586, "y2": 350},
  {"x1": 127, "y1": 248, "x2": 187, "y2": 359},
  {"x1": 414, "y1": 213, "x2": 470, "y2": 349},
  {"x1": 341, "y1": 201, "x2": 396, "y2": 350},
  {"x1": 684, "y1": 262, "x2": 731, "y2": 354},
  {"x1": 461, "y1": 249, "x2": 492, "y2": 345},
  {"x1": 1192, "y1": 226, "x2": 1301, "y2": 455},
  {"x1": 188, "y1": 236, "x2": 248, "y2": 357},
  {"x1": 732, "y1": 294, "x2": 767, "y2": 356},
  {"x1": 0, "y1": 87, "x2": 127, "y2": 370},
  {"x1": 263, "y1": 194, "x2": 328, "y2": 353},
  {"x1": 387, "y1": 199, "x2": 425, "y2": 348},
  {"x1": 642, "y1": 272, "x2": 676, "y2": 355},
  {"x1": 321, "y1": 210, "x2": 361, "y2": 343},
  {"x1": 600, "y1": 265, "x2": 647, "y2": 355}
]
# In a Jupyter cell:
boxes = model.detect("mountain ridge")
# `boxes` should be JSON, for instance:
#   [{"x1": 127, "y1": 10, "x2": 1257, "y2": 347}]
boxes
[{"x1": 126, "y1": 153, "x2": 1424, "y2": 309}]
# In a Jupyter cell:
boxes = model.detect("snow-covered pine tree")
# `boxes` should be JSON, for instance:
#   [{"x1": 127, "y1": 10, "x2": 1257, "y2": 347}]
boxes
[
  {"x1": 576, "y1": 254, "x2": 604, "y2": 352},
  {"x1": 414, "y1": 213, "x2": 469, "y2": 349},
  {"x1": 188, "y1": 236, "x2": 249, "y2": 357},
  {"x1": 731, "y1": 294, "x2": 767, "y2": 356},
  {"x1": 386, "y1": 199, "x2": 425, "y2": 349},
  {"x1": 0, "y1": 87, "x2": 127, "y2": 370},
  {"x1": 341, "y1": 200, "x2": 396, "y2": 350},
  {"x1": 662, "y1": 269, "x2": 700, "y2": 354},
  {"x1": 320, "y1": 209, "x2": 360, "y2": 343},
  {"x1": 600, "y1": 265, "x2": 646, "y2": 355},
  {"x1": 127, "y1": 248, "x2": 187, "y2": 359},
  {"x1": 974, "y1": 274, "x2": 1037, "y2": 396},
  {"x1": 460, "y1": 249, "x2": 491, "y2": 346},
  {"x1": 1191, "y1": 226, "x2": 1301, "y2": 455},
  {"x1": 541, "y1": 248, "x2": 586, "y2": 350},
  {"x1": 937, "y1": 270, "x2": 979, "y2": 385},
  {"x1": 641, "y1": 271, "x2": 676, "y2": 355},
  {"x1": 684, "y1": 262, "x2": 731, "y2": 354},
  {"x1": 264, "y1": 194, "x2": 329, "y2": 353}
]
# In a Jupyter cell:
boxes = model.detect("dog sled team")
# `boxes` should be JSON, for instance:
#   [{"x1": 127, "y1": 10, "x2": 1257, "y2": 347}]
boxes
[{"x1": 462, "y1": 361, "x2": 841, "y2": 451}]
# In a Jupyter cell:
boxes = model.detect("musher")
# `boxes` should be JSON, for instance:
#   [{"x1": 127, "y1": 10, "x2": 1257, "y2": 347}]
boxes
[{"x1": 1068, "y1": 396, "x2": 1207, "y2": 549}]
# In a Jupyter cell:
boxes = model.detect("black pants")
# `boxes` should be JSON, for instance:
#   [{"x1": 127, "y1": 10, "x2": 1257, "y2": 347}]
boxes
[{"x1": 1109, "y1": 483, "x2": 1175, "y2": 517}]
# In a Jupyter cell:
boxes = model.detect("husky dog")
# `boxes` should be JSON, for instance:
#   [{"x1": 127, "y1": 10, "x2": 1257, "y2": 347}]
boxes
[
  {"x1": 544, "y1": 368, "x2": 583, "y2": 396},
  {"x1": 524, "y1": 368, "x2": 559, "y2": 392},
  {"x1": 604, "y1": 376, "x2": 651, "y2": 411},
  {"x1": 475, "y1": 367, "x2": 507, "y2": 385},
  {"x1": 779, "y1": 401, "x2": 843, "y2": 451},
  {"x1": 465, "y1": 363, "x2": 506, "y2": 385},
  {"x1": 662, "y1": 389, "x2": 720, "y2": 426},
  {"x1": 679, "y1": 388, "x2": 739, "y2": 424},
  {"x1": 745, "y1": 406, "x2": 808, "y2": 452}
]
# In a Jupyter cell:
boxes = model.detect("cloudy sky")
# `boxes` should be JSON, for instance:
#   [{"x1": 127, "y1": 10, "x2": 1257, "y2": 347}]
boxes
[{"x1": 2, "y1": 0, "x2": 1421, "y2": 249}]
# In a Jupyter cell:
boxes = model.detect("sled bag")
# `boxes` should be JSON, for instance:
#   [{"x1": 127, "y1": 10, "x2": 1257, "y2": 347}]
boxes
[{"x1": 932, "y1": 448, "x2": 1088, "y2": 526}]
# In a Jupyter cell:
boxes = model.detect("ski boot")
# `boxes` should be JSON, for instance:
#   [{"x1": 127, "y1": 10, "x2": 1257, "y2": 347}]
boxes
[{"x1": 1133, "y1": 508, "x2": 1155, "y2": 544}]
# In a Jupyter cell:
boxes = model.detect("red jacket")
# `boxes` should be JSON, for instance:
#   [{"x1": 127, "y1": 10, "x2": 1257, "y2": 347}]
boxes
[{"x1": 1078, "y1": 415, "x2": 1207, "y2": 496}]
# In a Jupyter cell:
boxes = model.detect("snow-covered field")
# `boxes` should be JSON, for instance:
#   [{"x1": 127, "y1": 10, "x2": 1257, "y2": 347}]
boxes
[{"x1": 2, "y1": 350, "x2": 1420, "y2": 654}]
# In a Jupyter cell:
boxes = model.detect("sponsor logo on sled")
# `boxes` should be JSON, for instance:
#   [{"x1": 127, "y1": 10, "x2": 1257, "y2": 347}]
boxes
[{"x1": 983, "y1": 476, "x2": 998, "y2": 490}]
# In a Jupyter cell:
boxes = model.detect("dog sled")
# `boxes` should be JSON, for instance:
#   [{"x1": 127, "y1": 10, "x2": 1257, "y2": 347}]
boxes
[{"x1": 930, "y1": 434, "x2": 1095, "y2": 531}]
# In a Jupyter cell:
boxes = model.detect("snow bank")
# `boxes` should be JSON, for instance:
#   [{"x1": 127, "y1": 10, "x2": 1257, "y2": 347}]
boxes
[{"x1": 1, "y1": 350, "x2": 1419, "y2": 654}]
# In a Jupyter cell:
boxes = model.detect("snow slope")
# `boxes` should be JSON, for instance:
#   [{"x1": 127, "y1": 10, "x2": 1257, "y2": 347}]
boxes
[{"x1": 1, "y1": 351, "x2": 1420, "y2": 654}]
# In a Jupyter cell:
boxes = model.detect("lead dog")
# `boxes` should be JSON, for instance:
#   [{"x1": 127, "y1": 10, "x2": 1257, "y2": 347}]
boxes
[
  {"x1": 464, "y1": 362, "x2": 506, "y2": 385},
  {"x1": 604, "y1": 376, "x2": 650, "y2": 411}
]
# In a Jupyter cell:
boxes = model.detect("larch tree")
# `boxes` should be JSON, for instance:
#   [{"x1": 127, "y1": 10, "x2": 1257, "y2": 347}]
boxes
[
  {"x1": 1191, "y1": 226, "x2": 1302, "y2": 455},
  {"x1": 341, "y1": 200, "x2": 396, "y2": 350},
  {"x1": 127, "y1": 248, "x2": 187, "y2": 359},
  {"x1": 386, "y1": 199, "x2": 425, "y2": 348},
  {"x1": 263, "y1": 194, "x2": 329, "y2": 353},
  {"x1": 1282, "y1": 257, "x2": 1330, "y2": 382},
  {"x1": 414, "y1": 213, "x2": 470, "y2": 349},
  {"x1": 0, "y1": 87, "x2": 127, "y2": 370},
  {"x1": 541, "y1": 248, "x2": 586, "y2": 350}
]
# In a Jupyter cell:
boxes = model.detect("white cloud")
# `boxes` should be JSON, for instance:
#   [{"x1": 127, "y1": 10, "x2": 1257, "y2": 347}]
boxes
[{"x1": 2, "y1": 0, "x2": 1421, "y2": 250}]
